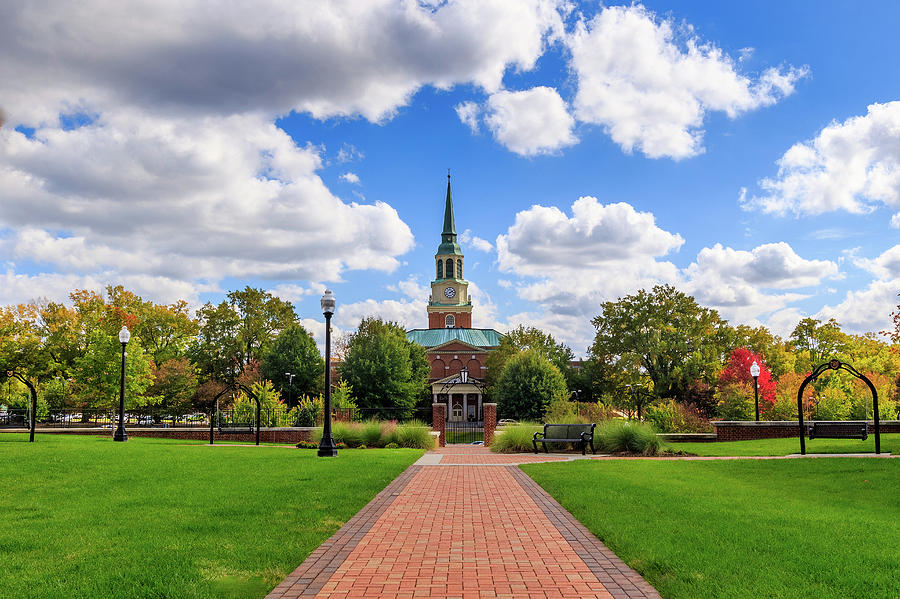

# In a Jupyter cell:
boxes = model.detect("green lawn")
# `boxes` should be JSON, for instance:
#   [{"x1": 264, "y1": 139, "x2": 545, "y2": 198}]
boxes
[
  {"x1": 523, "y1": 458, "x2": 900, "y2": 599},
  {"x1": 0, "y1": 434, "x2": 422, "y2": 599},
  {"x1": 673, "y1": 432, "x2": 900, "y2": 456}
]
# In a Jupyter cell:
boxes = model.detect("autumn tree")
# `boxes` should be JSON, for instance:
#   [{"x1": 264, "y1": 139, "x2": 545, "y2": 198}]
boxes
[{"x1": 718, "y1": 347, "x2": 776, "y2": 417}]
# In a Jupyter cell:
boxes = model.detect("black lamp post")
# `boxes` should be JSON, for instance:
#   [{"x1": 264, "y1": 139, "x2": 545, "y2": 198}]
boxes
[
  {"x1": 285, "y1": 372, "x2": 295, "y2": 407},
  {"x1": 114, "y1": 325, "x2": 130, "y2": 442},
  {"x1": 750, "y1": 360, "x2": 760, "y2": 422},
  {"x1": 318, "y1": 290, "x2": 337, "y2": 457}
]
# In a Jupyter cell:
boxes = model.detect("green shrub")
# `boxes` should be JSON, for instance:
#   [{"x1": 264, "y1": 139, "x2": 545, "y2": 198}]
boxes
[
  {"x1": 597, "y1": 420, "x2": 660, "y2": 455},
  {"x1": 645, "y1": 399, "x2": 712, "y2": 433},
  {"x1": 384, "y1": 442, "x2": 399, "y2": 449},
  {"x1": 490, "y1": 422, "x2": 543, "y2": 453},
  {"x1": 331, "y1": 421, "x2": 364, "y2": 447},
  {"x1": 715, "y1": 382, "x2": 753, "y2": 420},
  {"x1": 394, "y1": 420, "x2": 434, "y2": 449},
  {"x1": 360, "y1": 419, "x2": 384, "y2": 447},
  {"x1": 295, "y1": 440, "x2": 318, "y2": 449},
  {"x1": 544, "y1": 399, "x2": 579, "y2": 423}
]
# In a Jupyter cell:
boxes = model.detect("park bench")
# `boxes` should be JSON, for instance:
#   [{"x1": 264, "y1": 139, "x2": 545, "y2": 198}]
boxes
[
  {"x1": 217, "y1": 420, "x2": 254, "y2": 435},
  {"x1": 533, "y1": 423, "x2": 596, "y2": 455},
  {"x1": 807, "y1": 421, "x2": 868, "y2": 440}
]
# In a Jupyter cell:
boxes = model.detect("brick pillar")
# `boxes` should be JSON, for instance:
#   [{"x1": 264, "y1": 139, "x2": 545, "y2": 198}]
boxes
[
  {"x1": 483, "y1": 403, "x2": 497, "y2": 447},
  {"x1": 432, "y1": 403, "x2": 446, "y2": 447}
]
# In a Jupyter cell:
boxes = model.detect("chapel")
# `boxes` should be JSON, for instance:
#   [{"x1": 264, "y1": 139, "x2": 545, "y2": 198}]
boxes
[{"x1": 406, "y1": 174, "x2": 502, "y2": 423}]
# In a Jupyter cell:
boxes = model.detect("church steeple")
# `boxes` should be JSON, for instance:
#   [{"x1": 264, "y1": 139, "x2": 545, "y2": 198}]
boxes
[
  {"x1": 437, "y1": 172, "x2": 462, "y2": 256},
  {"x1": 429, "y1": 172, "x2": 471, "y2": 329}
]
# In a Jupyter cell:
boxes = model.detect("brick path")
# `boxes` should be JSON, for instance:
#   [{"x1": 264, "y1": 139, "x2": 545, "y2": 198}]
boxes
[{"x1": 267, "y1": 446, "x2": 660, "y2": 598}]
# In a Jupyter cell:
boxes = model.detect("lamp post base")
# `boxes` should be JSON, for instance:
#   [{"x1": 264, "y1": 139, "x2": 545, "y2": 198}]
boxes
[
  {"x1": 113, "y1": 427, "x2": 128, "y2": 442},
  {"x1": 317, "y1": 438, "x2": 337, "y2": 457}
]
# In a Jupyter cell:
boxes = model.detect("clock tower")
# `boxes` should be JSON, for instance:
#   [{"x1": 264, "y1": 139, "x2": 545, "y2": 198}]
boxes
[{"x1": 427, "y1": 174, "x2": 472, "y2": 329}]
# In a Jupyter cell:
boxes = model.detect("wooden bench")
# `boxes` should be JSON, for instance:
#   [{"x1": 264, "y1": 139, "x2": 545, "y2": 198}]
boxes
[
  {"x1": 807, "y1": 421, "x2": 868, "y2": 440},
  {"x1": 533, "y1": 423, "x2": 596, "y2": 455}
]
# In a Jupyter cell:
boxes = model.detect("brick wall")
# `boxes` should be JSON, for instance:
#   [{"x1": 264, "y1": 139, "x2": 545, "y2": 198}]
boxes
[
  {"x1": 4, "y1": 427, "x2": 316, "y2": 444},
  {"x1": 713, "y1": 421, "x2": 900, "y2": 441}
]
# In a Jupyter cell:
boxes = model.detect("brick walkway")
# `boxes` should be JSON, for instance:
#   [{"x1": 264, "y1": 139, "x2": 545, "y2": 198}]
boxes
[{"x1": 266, "y1": 446, "x2": 660, "y2": 599}]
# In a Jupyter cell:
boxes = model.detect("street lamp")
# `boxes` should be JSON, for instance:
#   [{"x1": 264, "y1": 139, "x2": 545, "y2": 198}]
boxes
[
  {"x1": 750, "y1": 360, "x2": 761, "y2": 422},
  {"x1": 318, "y1": 290, "x2": 337, "y2": 457},
  {"x1": 285, "y1": 372, "x2": 295, "y2": 406},
  {"x1": 114, "y1": 325, "x2": 130, "y2": 442}
]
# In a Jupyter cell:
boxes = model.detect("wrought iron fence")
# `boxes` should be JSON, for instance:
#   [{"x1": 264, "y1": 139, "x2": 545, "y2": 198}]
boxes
[{"x1": 0, "y1": 406, "x2": 437, "y2": 429}]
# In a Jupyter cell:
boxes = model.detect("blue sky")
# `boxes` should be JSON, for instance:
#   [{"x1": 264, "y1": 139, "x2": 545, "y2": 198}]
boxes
[{"x1": 1, "y1": 0, "x2": 898, "y2": 355}]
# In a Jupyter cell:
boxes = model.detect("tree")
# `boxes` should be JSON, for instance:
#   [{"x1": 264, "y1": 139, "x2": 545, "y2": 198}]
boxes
[
  {"x1": 145, "y1": 357, "x2": 198, "y2": 415},
  {"x1": 70, "y1": 328, "x2": 154, "y2": 411},
  {"x1": 494, "y1": 350, "x2": 568, "y2": 421},
  {"x1": 790, "y1": 317, "x2": 849, "y2": 372},
  {"x1": 227, "y1": 287, "x2": 297, "y2": 367},
  {"x1": 0, "y1": 304, "x2": 52, "y2": 438},
  {"x1": 718, "y1": 347, "x2": 776, "y2": 417},
  {"x1": 339, "y1": 317, "x2": 429, "y2": 418},
  {"x1": 483, "y1": 325, "x2": 574, "y2": 399},
  {"x1": 260, "y1": 323, "x2": 324, "y2": 407},
  {"x1": 590, "y1": 285, "x2": 731, "y2": 402},
  {"x1": 727, "y1": 324, "x2": 794, "y2": 378},
  {"x1": 884, "y1": 293, "x2": 900, "y2": 343},
  {"x1": 190, "y1": 300, "x2": 242, "y2": 384}
]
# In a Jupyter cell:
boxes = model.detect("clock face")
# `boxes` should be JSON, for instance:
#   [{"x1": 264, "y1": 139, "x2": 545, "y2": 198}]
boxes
[{"x1": 444, "y1": 286, "x2": 456, "y2": 299}]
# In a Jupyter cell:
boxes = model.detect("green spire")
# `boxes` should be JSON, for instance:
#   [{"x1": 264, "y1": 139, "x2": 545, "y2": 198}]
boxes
[
  {"x1": 437, "y1": 171, "x2": 462, "y2": 256},
  {"x1": 442, "y1": 172, "x2": 456, "y2": 236}
]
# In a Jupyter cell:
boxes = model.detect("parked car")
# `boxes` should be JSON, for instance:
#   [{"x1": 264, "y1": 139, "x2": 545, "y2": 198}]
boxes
[
  {"x1": 137, "y1": 416, "x2": 154, "y2": 426},
  {"x1": 497, "y1": 419, "x2": 518, "y2": 427}
]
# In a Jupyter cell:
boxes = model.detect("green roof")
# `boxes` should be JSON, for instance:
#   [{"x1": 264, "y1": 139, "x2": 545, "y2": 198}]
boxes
[{"x1": 406, "y1": 328, "x2": 503, "y2": 349}]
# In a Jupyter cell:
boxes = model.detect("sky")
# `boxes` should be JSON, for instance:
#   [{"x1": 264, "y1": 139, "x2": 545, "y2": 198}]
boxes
[{"x1": 1, "y1": 0, "x2": 899, "y2": 356}]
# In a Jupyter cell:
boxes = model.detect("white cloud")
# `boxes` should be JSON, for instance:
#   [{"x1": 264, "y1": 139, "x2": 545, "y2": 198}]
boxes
[
  {"x1": 482, "y1": 87, "x2": 577, "y2": 156},
  {"x1": 743, "y1": 102, "x2": 900, "y2": 221},
  {"x1": 567, "y1": 4, "x2": 806, "y2": 159},
  {"x1": 340, "y1": 172, "x2": 361, "y2": 185},
  {"x1": 891, "y1": 213, "x2": 900, "y2": 228},
  {"x1": 0, "y1": 111, "x2": 414, "y2": 299},
  {"x1": 682, "y1": 242, "x2": 839, "y2": 323},
  {"x1": 459, "y1": 229, "x2": 494, "y2": 252},
  {"x1": 815, "y1": 278, "x2": 900, "y2": 335},
  {"x1": 455, "y1": 102, "x2": 481, "y2": 134},
  {"x1": 495, "y1": 197, "x2": 683, "y2": 347},
  {"x1": 853, "y1": 244, "x2": 900, "y2": 281},
  {"x1": 0, "y1": 0, "x2": 566, "y2": 126}
]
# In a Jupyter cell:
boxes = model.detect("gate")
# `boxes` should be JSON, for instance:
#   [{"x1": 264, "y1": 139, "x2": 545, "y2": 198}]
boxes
[{"x1": 445, "y1": 419, "x2": 484, "y2": 444}]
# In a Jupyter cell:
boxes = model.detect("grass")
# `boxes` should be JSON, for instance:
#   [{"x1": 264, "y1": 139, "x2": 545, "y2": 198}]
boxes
[
  {"x1": 523, "y1": 458, "x2": 900, "y2": 599},
  {"x1": 0, "y1": 434, "x2": 422, "y2": 599},
  {"x1": 446, "y1": 430, "x2": 484, "y2": 444},
  {"x1": 673, "y1": 432, "x2": 900, "y2": 456},
  {"x1": 490, "y1": 422, "x2": 541, "y2": 453}
]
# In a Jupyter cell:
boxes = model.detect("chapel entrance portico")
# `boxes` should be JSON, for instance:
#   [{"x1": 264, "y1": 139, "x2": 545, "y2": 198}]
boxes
[{"x1": 432, "y1": 369, "x2": 484, "y2": 424}]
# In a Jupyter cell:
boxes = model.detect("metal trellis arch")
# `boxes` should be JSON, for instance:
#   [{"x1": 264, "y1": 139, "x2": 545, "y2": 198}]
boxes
[{"x1": 796, "y1": 359, "x2": 880, "y2": 455}]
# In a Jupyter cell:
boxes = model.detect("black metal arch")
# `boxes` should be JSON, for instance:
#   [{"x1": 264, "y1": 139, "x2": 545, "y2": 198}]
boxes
[
  {"x1": 796, "y1": 359, "x2": 880, "y2": 455},
  {"x1": 438, "y1": 368, "x2": 485, "y2": 395},
  {"x1": 3, "y1": 368, "x2": 38, "y2": 443},
  {"x1": 237, "y1": 384, "x2": 262, "y2": 446}
]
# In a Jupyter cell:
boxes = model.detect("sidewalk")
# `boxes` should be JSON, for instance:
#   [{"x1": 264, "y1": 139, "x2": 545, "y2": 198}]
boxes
[{"x1": 266, "y1": 446, "x2": 660, "y2": 598}]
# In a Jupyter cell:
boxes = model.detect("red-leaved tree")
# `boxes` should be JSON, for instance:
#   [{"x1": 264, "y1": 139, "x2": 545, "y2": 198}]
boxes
[{"x1": 720, "y1": 347, "x2": 776, "y2": 412}]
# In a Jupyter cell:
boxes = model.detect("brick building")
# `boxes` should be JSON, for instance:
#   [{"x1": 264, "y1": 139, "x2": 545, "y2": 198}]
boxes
[{"x1": 406, "y1": 175, "x2": 502, "y2": 423}]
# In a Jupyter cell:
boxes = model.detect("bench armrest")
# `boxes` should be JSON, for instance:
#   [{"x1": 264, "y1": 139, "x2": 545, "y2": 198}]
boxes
[
  {"x1": 533, "y1": 431, "x2": 545, "y2": 440},
  {"x1": 580, "y1": 431, "x2": 593, "y2": 441}
]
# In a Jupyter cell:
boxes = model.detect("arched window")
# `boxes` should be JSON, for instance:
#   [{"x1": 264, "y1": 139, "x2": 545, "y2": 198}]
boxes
[
  {"x1": 437, "y1": 260, "x2": 443, "y2": 279},
  {"x1": 446, "y1": 258, "x2": 454, "y2": 278},
  {"x1": 457, "y1": 259, "x2": 462, "y2": 278},
  {"x1": 445, "y1": 314, "x2": 455, "y2": 328}
]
